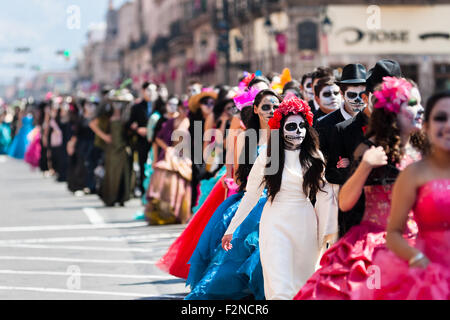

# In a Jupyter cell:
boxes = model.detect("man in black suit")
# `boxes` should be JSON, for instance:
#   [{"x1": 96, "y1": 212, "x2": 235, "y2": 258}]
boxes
[
  {"x1": 316, "y1": 63, "x2": 367, "y2": 174},
  {"x1": 327, "y1": 59, "x2": 403, "y2": 238},
  {"x1": 126, "y1": 81, "x2": 157, "y2": 197}
]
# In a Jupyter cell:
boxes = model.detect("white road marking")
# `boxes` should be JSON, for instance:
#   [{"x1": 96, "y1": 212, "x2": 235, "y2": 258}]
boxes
[
  {"x1": 0, "y1": 286, "x2": 185, "y2": 299},
  {"x1": 0, "y1": 244, "x2": 160, "y2": 253},
  {"x1": 0, "y1": 256, "x2": 157, "y2": 265},
  {"x1": 0, "y1": 222, "x2": 148, "y2": 233},
  {"x1": 0, "y1": 156, "x2": 7, "y2": 163},
  {"x1": 0, "y1": 232, "x2": 181, "y2": 245},
  {"x1": 82, "y1": 207, "x2": 105, "y2": 225},
  {"x1": 0, "y1": 270, "x2": 175, "y2": 280}
]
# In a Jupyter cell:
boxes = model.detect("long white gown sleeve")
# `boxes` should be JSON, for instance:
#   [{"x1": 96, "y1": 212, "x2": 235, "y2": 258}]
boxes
[
  {"x1": 314, "y1": 179, "x2": 339, "y2": 264},
  {"x1": 224, "y1": 149, "x2": 267, "y2": 236}
]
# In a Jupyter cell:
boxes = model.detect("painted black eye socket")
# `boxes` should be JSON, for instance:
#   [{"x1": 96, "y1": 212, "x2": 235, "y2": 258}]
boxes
[
  {"x1": 261, "y1": 104, "x2": 278, "y2": 111},
  {"x1": 346, "y1": 91, "x2": 365, "y2": 99},
  {"x1": 322, "y1": 91, "x2": 339, "y2": 98},
  {"x1": 284, "y1": 122, "x2": 307, "y2": 131}
]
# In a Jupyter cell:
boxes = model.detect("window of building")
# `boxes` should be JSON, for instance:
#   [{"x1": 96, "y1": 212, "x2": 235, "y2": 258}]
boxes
[
  {"x1": 435, "y1": 64, "x2": 450, "y2": 91},
  {"x1": 400, "y1": 64, "x2": 418, "y2": 84}
]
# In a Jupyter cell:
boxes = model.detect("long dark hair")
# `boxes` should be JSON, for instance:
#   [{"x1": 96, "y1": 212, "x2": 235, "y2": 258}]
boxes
[
  {"x1": 263, "y1": 112, "x2": 326, "y2": 202},
  {"x1": 366, "y1": 79, "x2": 427, "y2": 163},
  {"x1": 235, "y1": 89, "x2": 281, "y2": 192}
]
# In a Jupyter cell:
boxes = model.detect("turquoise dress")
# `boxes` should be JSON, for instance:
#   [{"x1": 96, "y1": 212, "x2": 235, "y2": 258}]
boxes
[
  {"x1": 0, "y1": 122, "x2": 11, "y2": 154},
  {"x1": 185, "y1": 145, "x2": 267, "y2": 300},
  {"x1": 192, "y1": 165, "x2": 227, "y2": 213},
  {"x1": 8, "y1": 114, "x2": 34, "y2": 159},
  {"x1": 135, "y1": 111, "x2": 162, "y2": 220},
  {"x1": 142, "y1": 111, "x2": 161, "y2": 205}
]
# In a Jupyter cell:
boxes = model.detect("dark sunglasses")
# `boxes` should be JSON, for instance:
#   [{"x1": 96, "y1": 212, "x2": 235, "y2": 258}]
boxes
[
  {"x1": 322, "y1": 91, "x2": 341, "y2": 98},
  {"x1": 261, "y1": 104, "x2": 279, "y2": 111},
  {"x1": 346, "y1": 91, "x2": 366, "y2": 99},
  {"x1": 284, "y1": 122, "x2": 307, "y2": 131}
]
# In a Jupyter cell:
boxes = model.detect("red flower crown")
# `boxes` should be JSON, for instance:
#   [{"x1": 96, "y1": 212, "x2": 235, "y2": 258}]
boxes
[{"x1": 268, "y1": 96, "x2": 314, "y2": 129}]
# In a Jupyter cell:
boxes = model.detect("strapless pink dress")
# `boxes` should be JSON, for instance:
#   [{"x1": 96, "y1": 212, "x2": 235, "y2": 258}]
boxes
[
  {"x1": 352, "y1": 179, "x2": 450, "y2": 300},
  {"x1": 294, "y1": 183, "x2": 418, "y2": 300}
]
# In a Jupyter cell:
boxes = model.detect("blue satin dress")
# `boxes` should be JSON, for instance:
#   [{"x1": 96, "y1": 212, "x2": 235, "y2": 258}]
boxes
[
  {"x1": 0, "y1": 122, "x2": 11, "y2": 154},
  {"x1": 185, "y1": 145, "x2": 267, "y2": 300},
  {"x1": 8, "y1": 114, "x2": 34, "y2": 159}
]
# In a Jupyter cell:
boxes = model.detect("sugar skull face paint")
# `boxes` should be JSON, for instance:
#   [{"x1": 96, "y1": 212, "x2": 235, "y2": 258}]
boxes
[
  {"x1": 344, "y1": 85, "x2": 367, "y2": 114},
  {"x1": 255, "y1": 95, "x2": 279, "y2": 124},
  {"x1": 283, "y1": 114, "x2": 307, "y2": 150},
  {"x1": 398, "y1": 87, "x2": 424, "y2": 135},
  {"x1": 188, "y1": 84, "x2": 202, "y2": 97},
  {"x1": 146, "y1": 84, "x2": 158, "y2": 101},
  {"x1": 318, "y1": 84, "x2": 342, "y2": 113},
  {"x1": 302, "y1": 78, "x2": 314, "y2": 102},
  {"x1": 166, "y1": 97, "x2": 179, "y2": 113}
]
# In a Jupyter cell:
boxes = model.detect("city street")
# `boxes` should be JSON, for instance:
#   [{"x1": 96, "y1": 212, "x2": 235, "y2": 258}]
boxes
[{"x1": 0, "y1": 155, "x2": 189, "y2": 300}]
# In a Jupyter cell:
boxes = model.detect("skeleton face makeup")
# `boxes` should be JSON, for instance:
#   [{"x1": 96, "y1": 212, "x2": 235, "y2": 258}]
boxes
[
  {"x1": 224, "y1": 101, "x2": 238, "y2": 117},
  {"x1": 343, "y1": 85, "x2": 367, "y2": 115},
  {"x1": 250, "y1": 81, "x2": 270, "y2": 91},
  {"x1": 318, "y1": 84, "x2": 342, "y2": 113},
  {"x1": 398, "y1": 87, "x2": 424, "y2": 135},
  {"x1": 189, "y1": 84, "x2": 202, "y2": 97},
  {"x1": 283, "y1": 114, "x2": 307, "y2": 150},
  {"x1": 145, "y1": 84, "x2": 158, "y2": 102},
  {"x1": 255, "y1": 95, "x2": 279, "y2": 124},
  {"x1": 166, "y1": 98, "x2": 179, "y2": 113},
  {"x1": 302, "y1": 78, "x2": 314, "y2": 102},
  {"x1": 158, "y1": 87, "x2": 169, "y2": 101}
]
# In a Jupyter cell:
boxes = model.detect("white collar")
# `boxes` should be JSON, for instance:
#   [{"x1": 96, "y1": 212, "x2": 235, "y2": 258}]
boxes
[
  {"x1": 313, "y1": 99, "x2": 320, "y2": 111},
  {"x1": 340, "y1": 106, "x2": 352, "y2": 121}
]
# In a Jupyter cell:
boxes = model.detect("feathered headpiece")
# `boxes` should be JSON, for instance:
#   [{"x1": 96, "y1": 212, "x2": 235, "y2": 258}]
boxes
[
  {"x1": 268, "y1": 96, "x2": 314, "y2": 129},
  {"x1": 271, "y1": 68, "x2": 292, "y2": 94},
  {"x1": 233, "y1": 87, "x2": 261, "y2": 111},
  {"x1": 373, "y1": 77, "x2": 412, "y2": 114}
]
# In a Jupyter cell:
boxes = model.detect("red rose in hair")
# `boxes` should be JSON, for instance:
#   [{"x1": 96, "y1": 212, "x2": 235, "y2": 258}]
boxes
[{"x1": 269, "y1": 96, "x2": 313, "y2": 130}]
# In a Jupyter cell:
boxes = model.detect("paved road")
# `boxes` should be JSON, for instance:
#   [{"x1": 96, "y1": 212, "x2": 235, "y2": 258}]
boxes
[{"x1": 0, "y1": 155, "x2": 189, "y2": 300}]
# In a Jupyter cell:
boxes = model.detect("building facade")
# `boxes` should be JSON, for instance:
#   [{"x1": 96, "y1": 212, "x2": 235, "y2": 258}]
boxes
[{"x1": 75, "y1": 0, "x2": 450, "y2": 99}]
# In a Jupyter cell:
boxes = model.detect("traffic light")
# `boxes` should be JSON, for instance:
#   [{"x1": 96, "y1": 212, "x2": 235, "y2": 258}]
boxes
[{"x1": 56, "y1": 49, "x2": 71, "y2": 61}]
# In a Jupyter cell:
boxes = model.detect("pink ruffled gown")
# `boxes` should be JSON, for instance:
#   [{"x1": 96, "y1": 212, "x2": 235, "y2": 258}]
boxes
[
  {"x1": 352, "y1": 179, "x2": 450, "y2": 300},
  {"x1": 294, "y1": 153, "x2": 419, "y2": 300}
]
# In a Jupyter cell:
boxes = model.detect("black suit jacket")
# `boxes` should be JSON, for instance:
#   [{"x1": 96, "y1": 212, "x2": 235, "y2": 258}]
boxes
[
  {"x1": 326, "y1": 110, "x2": 369, "y2": 185},
  {"x1": 312, "y1": 108, "x2": 327, "y2": 128},
  {"x1": 315, "y1": 109, "x2": 346, "y2": 168},
  {"x1": 126, "y1": 100, "x2": 150, "y2": 151},
  {"x1": 326, "y1": 110, "x2": 369, "y2": 238}
]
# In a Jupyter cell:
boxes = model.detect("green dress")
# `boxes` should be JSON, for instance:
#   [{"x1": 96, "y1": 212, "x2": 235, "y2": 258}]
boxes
[{"x1": 100, "y1": 120, "x2": 131, "y2": 206}]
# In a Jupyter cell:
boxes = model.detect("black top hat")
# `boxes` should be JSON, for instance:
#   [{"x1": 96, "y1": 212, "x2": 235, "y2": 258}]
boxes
[
  {"x1": 338, "y1": 63, "x2": 367, "y2": 84},
  {"x1": 366, "y1": 59, "x2": 402, "y2": 93}
]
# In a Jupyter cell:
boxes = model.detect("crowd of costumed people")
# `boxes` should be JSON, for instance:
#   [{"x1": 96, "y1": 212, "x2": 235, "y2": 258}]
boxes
[{"x1": 1, "y1": 59, "x2": 448, "y2": 300}]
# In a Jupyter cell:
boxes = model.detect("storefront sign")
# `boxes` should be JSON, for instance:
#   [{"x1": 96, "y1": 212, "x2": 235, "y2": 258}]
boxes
[{"x1": 327, "y1": 5, "x2": 450, "y2": 54}]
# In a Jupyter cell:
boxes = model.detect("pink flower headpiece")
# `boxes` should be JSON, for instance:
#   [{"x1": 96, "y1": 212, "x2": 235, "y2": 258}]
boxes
[
  {"x1": 373, "y1": 77, "x2": 412, "y2": 114},
  {"x1": 233, "y1": 87, "x2": 261, "y2": 111},
  {"x1": 268, "y1": 96, "x2": 313, "y2": 129}
]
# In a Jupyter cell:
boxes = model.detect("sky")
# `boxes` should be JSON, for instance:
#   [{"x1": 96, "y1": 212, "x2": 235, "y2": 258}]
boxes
[{"x1": 0, "y1": 0, "x2": 130, "y2": 86}]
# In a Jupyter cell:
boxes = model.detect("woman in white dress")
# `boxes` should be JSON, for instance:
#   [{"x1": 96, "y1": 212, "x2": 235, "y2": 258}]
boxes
[{"x1": 222, "y1": 96, "x2": 338, "y2": 300}]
